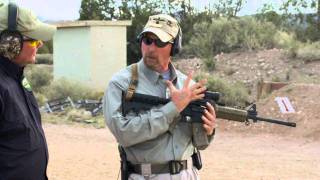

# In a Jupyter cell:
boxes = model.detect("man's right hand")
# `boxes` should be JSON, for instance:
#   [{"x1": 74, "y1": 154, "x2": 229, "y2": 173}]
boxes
[{"x1": 166, "y1": 72, "x2": 207, "y2": 112}]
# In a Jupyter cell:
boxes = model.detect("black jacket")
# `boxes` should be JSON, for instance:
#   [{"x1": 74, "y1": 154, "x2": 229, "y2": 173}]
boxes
[{"x1": 0, "y1": 56, "x2": 48, "y2": 180}]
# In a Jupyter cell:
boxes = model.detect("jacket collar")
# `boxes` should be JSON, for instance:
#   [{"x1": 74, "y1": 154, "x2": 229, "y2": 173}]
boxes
[
  {"x1": 0, "y1": 56, "x2": 24, "y2": 81},
  {"x1": 138, "y1": 59, "x2": 177, "y2": 84}
]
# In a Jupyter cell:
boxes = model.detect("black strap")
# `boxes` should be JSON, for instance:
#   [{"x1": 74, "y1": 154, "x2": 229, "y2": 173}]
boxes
[
  {"x1": 8, "y1": 3, "x2": 18, "y2": 31},
  {"x1": 129, "y1": 160, "x2": 188, "y2": 175}
]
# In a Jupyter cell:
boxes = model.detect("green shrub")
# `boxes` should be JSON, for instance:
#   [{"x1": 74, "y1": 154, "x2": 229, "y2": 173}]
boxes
[
  {"x1": 255, "y1": 11, "x2": 284, "y2": 28},
  {"x1": 195, "y1": 75, "x2": 249, "y2": 107},
  {"x1": 296, "y1": 42, "x2": 320, "y2": 62},
  {"x1": 34, "y1": 92, "x2": 48, "y2": 106},
  {"x1": 38, "y1": 40, "x2": 53, "y2": 54},
  {"x1": 273, "y1": 31, "x2": 301, "y2": 58},
  {"x1": 274, "y1": 31, "x2": 297, "y2": 49},
  {"x1": 37, "y1": 45, "x2": 50, "y2": 54},
  {"x1": 203, "y1": 57, "x2": 216, "y2": 71},
  {"x1": 271, "y1": 76, "x2": 281, "y2": 82},
  {"x1": 185, "y1": 17, "x2": 278, "y2": 59},
  {"x1": 24, "y1": 65, "x2": 53, "y2": 93},
  {"x1": 43, "y1": 78, "x2": 102, "y2": 101},
  {"x1": 41, "y1": 112, "x2": 105, "y2": 128},
  {"x1": 292, "y1": 16, "x2": 320, "y2": 42},
  {"x1": 237, "y1": 17, "x2": 277, "y2": 50},
  {"x1": 185, "y1": 18, "x2": 236, "y2": 58},
  {"x1": 36, "y1": 54, "x2": 53, "y2": 64},
  {"x1": 67, "y1": 109, "x2": 92, "y2": 122},
  {"x1": 273, "y1": 31, "x2": 320, "y2": 62}
]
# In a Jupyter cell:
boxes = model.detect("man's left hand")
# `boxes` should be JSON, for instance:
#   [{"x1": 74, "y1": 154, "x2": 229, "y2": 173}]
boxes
[{"x1": 202, "y1": 102, "x2": 216, "y2": 135}]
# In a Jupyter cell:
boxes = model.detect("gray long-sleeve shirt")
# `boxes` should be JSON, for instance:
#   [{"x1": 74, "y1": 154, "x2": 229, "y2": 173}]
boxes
[{"x1": 103, "y1": 59, "x2": 211, "y2": 164}]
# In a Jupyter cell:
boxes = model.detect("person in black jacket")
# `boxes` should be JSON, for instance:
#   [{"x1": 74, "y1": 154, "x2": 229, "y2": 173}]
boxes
[{"x1": 0, "y1": 3, "x2": 56, "y2": 180}]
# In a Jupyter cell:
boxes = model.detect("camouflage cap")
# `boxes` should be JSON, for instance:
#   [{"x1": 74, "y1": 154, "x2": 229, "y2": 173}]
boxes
[
  {"x1": 141, "y1": 14, "x2": 180, "y2": 43},
  {"x1": 0, "y1": 4, "x2": 56, "y2": 41}
]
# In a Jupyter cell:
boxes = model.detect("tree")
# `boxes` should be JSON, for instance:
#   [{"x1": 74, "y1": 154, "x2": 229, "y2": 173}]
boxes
[
  {"x1": 262, "y1": 0, "x2": 320, "y2": 41},
  {"x1": 98, "y1": 0, "x2": 116, "y2": 20},
  {"x1": 79, "y1": 0, "x2": 116, "y2": 20},
  {"x1": 280, "y1": 0, "x2": 318, "y2": 15},
  {"x1": 281, "y1": 0, "x2": 320, "y2": 35},
  {"x1": 78, "y1": 0, "x2": 247, "y2": 63},
  {"x1": 209, "y1": 0, "x2": 247, "y2": 18},
  {"x1": 118, "y1": 0, "x2": 131, "y2": 20},
  {"x1": 79, "y1": 0, "x2": 104, "y2": 20},
  {"x1": 256, "y1": 4, "x2": 284, "y2": 28}
]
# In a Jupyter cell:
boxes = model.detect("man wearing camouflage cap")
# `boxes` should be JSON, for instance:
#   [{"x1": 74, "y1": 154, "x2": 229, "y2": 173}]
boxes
[
  {"x1": 104, "y1": 14, "x2": 216, "y2": 179},
  {"x1": 0, "y1": 3, "x2": 56, "y2": 179}
]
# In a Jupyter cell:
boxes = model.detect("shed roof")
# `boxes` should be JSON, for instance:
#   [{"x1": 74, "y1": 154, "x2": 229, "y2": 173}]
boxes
[{"x1": 56, "y1": 20, "x2": 132, "y2": 28}]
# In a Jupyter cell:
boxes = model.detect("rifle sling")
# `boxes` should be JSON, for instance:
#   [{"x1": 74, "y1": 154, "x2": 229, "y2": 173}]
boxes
[{"x1": 125, "y1": 63, "x2": 138, "y2": 100}]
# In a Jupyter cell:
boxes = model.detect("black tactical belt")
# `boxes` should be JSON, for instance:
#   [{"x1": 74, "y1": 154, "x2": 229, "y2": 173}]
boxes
[{"x1": 129, "y1": 160, "x2": 188, "y2": 175}]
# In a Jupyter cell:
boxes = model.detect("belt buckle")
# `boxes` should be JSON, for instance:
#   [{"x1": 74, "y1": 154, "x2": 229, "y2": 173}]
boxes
[
  {"x1": 140, "y1": 163, "x2": 152, "y2": 177},
  {"x1": 169, "y1": 160, "x2": 184, "y2": 175}
]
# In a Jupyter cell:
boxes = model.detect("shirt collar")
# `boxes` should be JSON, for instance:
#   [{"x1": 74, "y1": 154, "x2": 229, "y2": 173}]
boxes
[
  {"x1": 138, "y1": 59, "x2": 177, "y2": 84},
  {"x1": 0, "y1": 56, "x2": 24, "y2": 81}
]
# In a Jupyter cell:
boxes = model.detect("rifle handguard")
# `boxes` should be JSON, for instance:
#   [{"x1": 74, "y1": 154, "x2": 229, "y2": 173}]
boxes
[{"x1": 216, "y1": 105, "x2": 248, "y2": 122}]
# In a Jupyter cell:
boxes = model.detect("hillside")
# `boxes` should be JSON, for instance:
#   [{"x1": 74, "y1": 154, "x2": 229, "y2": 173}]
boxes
[
  {"x1": 256, "y1": 84, "x2": 320, "y2": 140},
  {"x1": 174, "y1": 49, "x2": 320, "y2": 140},
  {"x1": 175, "y1": 49, "x2": 320, "y2": 96},
  {"x1": 212, "y1": 83, "x2": 320, "y2": 141}
]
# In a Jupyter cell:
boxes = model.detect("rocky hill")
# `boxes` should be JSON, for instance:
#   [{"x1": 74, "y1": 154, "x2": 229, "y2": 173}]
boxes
[
  {"x1": 174, "y1": 49, "x2": 320, "y2": 140},
  {"x1": 175, "y1": 49, "x2": 320, "y2": 98}
]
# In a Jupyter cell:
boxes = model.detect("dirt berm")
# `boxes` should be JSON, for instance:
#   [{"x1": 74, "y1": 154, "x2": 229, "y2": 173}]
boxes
[{"x1": 218, "y1": 83, "x2": 320, "y2": 141}]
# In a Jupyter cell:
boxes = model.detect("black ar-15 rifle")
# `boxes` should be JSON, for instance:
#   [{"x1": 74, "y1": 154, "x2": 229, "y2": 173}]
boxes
[{"x1": 121, "y1": 91, "x2": 296, "y2": 127}]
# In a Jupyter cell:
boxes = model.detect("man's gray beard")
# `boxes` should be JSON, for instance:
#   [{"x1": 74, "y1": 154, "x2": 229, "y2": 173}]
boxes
[{"x1": 143, "y1": 56, "x2": 158, "y2": 71}]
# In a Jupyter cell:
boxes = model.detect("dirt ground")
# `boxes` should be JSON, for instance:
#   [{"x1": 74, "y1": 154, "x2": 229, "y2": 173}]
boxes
[
  {"x1": 45, "y1": 123, "x2": 320, "y2": 180},
  {"x1": 44, "y1": 49, "x2": 320, "y2": 179}
]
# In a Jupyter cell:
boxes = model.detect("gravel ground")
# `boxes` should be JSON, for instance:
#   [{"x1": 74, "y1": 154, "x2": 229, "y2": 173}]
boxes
[{"x1": 44, "y1": 123, "x2": 320, "y2": 180}]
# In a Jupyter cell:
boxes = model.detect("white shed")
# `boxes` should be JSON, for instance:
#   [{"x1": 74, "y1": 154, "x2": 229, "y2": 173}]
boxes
[{"x1": 53, "y1": 20, "x2": 131, "y2": 91}]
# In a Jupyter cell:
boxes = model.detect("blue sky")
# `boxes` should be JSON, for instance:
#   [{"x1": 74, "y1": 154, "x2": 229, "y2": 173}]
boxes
[{"x1": 2, "y1": 0, "x2": 316, "y2": 21}]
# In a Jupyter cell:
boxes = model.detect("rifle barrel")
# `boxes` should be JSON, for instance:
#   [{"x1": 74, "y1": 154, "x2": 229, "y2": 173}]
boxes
[{"x1": 249, "y1": 116, "x2": 296, "y2": 127}]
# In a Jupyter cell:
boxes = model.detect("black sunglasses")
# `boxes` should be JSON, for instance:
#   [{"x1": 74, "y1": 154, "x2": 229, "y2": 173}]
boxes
[{"x1": 141, "y1": 36, "x2": 170, "y2": 48}]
